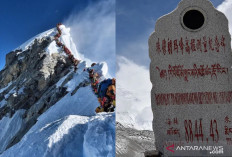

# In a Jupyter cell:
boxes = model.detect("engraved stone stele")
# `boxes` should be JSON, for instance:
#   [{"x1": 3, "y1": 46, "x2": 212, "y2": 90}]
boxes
[{"x1": 149, "y1": 0, "x2": 232, "y2": 156}]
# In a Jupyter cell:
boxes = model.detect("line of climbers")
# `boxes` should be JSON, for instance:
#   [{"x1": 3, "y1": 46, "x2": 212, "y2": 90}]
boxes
[
  {"x1": 54, "y1": 23, "x2": 80, "y2": 71},
  {"x1": 54, "y1": 23, "x2": 115, "y2": 113},
  {"x1": 86, "y1": 63, "x2": 116, "y2": 113}
]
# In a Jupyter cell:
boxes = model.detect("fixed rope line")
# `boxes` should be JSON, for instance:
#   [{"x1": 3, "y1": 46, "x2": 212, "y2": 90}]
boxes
[{"x1": 54, "y1": 23, "x2": 80, "y2": 71}]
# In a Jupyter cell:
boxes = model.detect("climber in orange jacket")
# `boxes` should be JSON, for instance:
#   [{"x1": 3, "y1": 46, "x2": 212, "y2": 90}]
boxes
[{"x1": 95, "y1": 78, "x2": 116, "y2": 113}]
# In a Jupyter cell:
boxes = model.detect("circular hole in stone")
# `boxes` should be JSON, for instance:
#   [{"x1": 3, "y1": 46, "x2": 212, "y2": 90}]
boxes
[{"x1": 183, "y1": 10, "x2": 205, "y2": 30}]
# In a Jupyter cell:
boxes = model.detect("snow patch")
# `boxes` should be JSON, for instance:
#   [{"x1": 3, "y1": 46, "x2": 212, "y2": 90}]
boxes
[
  {"x1": 65, "y1": 71, "x2": 89, "y2": 92},
  {"x1": 18, "y1": 56, "x2": 25, "y2": 61},
  {"x1": 55, "y1": 71, "x2": 72, "y2": 88},
  {"x1": 18, "y1": 86, "x2": 25, "y2": 95},
  {"x1": 4, "y1": 87, "x2": 16, "y2": 99},
  {"x1": 0, "y1": 82, "x2": 12, "y2": 94},
  {"x1": 46, "y1": 41, "x2": 62, "y2": 55},
  {"x1": 0, "y1": 99, "x2": 7, "y2": 108},
  {"x1": 57, "y1": 61, "x2": 107, "y2": 92}
]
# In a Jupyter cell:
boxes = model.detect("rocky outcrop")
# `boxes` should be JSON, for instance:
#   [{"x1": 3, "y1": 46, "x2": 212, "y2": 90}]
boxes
[
  {"x1": 0, "y1": 37, "x2": 75, "y2": 153},
  {"x1": 116, "y1": 122, "x2": 155, "y2": 157}
]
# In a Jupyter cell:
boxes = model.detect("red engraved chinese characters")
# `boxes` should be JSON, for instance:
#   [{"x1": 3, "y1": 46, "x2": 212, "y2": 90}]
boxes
[
  {"x1": 156, "y1": 38, "x2": 161, "y2": 54},
  {"x1": 203, "y1": 36, "x2": 208, "y2": 52},
  {"x1": 168, "y1": 39, "x2": 173, "y2": 55},
  {"x1": 155, "y1": 35, "x2": 226, "y2": 55},
  {"x1": 166, "y1": 118, "x2": 180, "y2": 137},
  {"x1": 162, "y1": 39, "x2": 166, "y2": 55},
  {"x1": 190, "y1": 39, "x2": 196, "y2": 52},
  {"x1": 224, "y1": 116, "x2": 232, "y2": 145}
]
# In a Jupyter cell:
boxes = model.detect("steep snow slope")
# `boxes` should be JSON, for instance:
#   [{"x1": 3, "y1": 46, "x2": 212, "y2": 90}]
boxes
[
  {"x1": 0, "y1": 110, "x2": 25, "y2": 153},
  {"x1": 0, "y1": 24, "x2": 115, "y2": 157},
  {"x1": 0, "y1": 113, "x2": 115, "y2": 157},
  {"x1": 0, "y1": 62, "x2": 115, "y2": 157}
]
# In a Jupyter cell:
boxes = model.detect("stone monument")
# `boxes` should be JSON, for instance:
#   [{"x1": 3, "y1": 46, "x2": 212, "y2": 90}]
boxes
[{"x1": 149, "y1": 0, "x2": 232, "y2": 156}]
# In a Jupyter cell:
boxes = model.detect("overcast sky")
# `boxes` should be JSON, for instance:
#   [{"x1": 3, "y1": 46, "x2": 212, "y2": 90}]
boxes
[{"x1": 116, "y1": 0, "x2": 232, "y2": 130}]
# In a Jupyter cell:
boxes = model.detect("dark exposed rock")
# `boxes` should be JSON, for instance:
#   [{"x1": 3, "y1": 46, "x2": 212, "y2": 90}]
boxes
[
  {"x1": 144, "y1": 150, "x2": 161, "y2": 157},
  {"x1": 116, "y1": 122, "x2": 155, "y2": 157},
  {"x1": 0, "y1": 37, "x2": 75, "y2": 153}
]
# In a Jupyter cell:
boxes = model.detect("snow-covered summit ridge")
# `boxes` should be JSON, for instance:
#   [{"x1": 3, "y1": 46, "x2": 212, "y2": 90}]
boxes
[
  {"x1": 15, "y1": 28, "x2": 56, "y2": 52},
  {"x1": 16, "y1": 25, "x2": 81, "y2": 60}
]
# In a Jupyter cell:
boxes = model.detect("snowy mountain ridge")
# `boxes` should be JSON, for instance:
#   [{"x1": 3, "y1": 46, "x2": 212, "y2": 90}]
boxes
[
  {"x1": 116, "y1": 111, "x2": 152, "y2": 131},
  {"x1": 15, "y1": 25, "x2": 82, "y2": 60},
  {"x1": 0, "y1": 25, "x2": 115, "y2": 157}
]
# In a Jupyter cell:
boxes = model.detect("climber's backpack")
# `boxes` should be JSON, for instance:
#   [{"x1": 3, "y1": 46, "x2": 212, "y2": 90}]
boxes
[
  {"x1": 98, "y1": 79, "x2": 112, "y2": 98},
  {"x1": 106, "y1": 85, "x2": 115, "y2": 98}
]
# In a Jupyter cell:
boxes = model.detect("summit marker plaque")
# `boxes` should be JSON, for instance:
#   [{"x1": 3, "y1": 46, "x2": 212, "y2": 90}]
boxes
[{"x1": 149, "y1": 0, "x2": 232, "y2": 156}]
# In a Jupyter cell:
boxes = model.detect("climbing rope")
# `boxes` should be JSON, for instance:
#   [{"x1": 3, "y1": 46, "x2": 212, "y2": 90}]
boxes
[{"x1": 54, "y1": 23, "x2": 80, "y2": 71}]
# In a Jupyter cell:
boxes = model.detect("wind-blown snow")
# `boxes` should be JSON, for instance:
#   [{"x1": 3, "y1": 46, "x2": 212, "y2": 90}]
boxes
[
  {"x1": 46, "y1": 25, "x2": 82, "y2": 60},
  {"x1": 63, "y1": 0, "x2": 115, "y2": 77}
]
